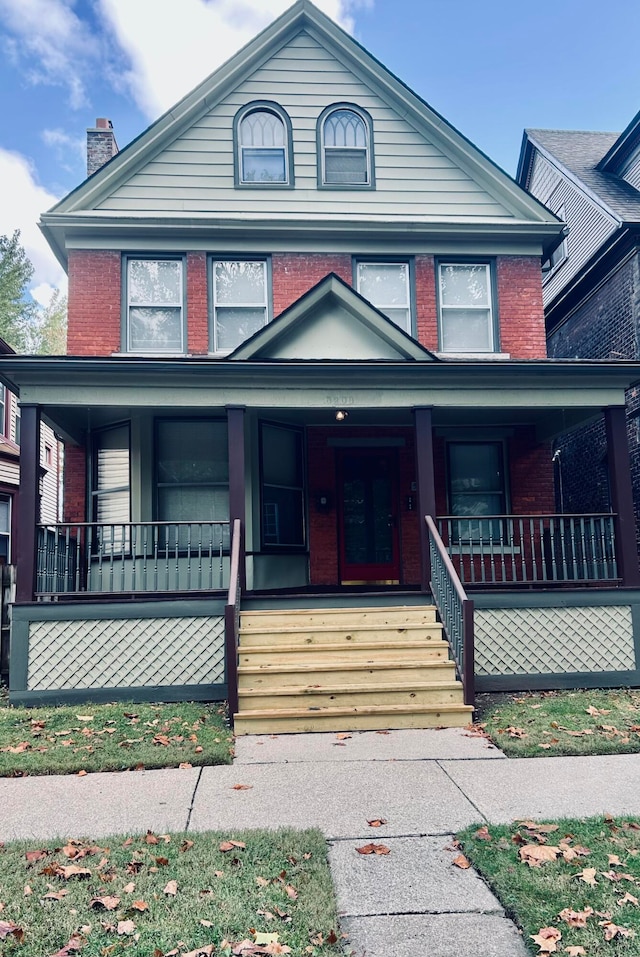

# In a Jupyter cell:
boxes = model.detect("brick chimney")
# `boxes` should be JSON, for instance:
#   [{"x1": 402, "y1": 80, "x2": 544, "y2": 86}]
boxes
[{"x1": 86, "y1": 118, "x2": 119, "y2": 177}]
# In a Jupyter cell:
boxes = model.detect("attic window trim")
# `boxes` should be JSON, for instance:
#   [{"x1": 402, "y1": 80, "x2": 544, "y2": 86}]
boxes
[
  {"x1": 317, "y1": 102, "x2": 375, "y2": 190},
  {"x1": 233, "y1": 101, "x2": 295, "y2": 189}
]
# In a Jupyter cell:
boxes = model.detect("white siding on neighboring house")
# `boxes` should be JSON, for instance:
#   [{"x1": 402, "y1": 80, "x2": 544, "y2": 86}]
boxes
[
  {"x1": 0, "y1": 459, "x2": 19, "y2": 487},
  {"x1": 39, "y1": 423, "x2": 60, "y2": 525},
  {"x1": 529, "y1": 152, "x2": 618, "y2": 308},
  {"x1": 98, "y1": 31, "x2": 515, "y2": 224}
]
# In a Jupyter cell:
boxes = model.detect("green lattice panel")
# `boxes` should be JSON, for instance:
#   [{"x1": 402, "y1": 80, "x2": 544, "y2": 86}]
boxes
[
  {"x1": 27, "y1": 616, "x2": 225, "y2": 691},
  {"x1": 475, "y1": 605, "x2": 635, "y2": 677}
]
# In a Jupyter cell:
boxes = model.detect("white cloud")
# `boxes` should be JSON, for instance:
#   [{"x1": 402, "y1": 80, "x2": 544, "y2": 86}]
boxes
[
  {"x1": 97, "y1": 0, "x2": 369, "y2": 119},
  {"x1": 0, "y1": 0, "x2": 96, "y2": 109},
  {"x1": 0, "y1": 148, "x2": 67, "y2": 298}
]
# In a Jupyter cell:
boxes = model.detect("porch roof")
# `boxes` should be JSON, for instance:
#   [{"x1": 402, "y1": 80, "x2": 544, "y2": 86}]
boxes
[{"x1": 1, "y1": 355, "x2": 639, "y2": 445}]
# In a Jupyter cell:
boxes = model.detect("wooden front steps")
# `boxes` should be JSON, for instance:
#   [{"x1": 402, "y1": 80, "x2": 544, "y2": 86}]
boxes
[{"x1": 233, "y1": 605, "x2": 473, "y2": 735}]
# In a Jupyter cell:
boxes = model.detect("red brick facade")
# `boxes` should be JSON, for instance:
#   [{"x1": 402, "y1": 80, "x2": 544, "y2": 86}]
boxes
[
  {"x1": 63, "y1": 445, "x2": 87, "y2": 524},
  {"x1": 65, "y1": 251, "x2": 546, "y2": 359}
]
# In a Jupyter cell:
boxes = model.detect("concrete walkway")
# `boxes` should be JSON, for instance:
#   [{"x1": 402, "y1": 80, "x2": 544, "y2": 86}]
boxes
[{"x1": 2, "y1": 728, "x2": 640, "y2": 956}]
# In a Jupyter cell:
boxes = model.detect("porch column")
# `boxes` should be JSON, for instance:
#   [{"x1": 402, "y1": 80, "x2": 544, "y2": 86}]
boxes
[
  {"x1": 226, "y1": 405, "x2": 246, "y2": 591},
  {"x1": 16, "y1": 404, "x2": 41, "y2": 603},
  {"x1": 413, "y1": 406, "x2": 437, "y2": 592},
  {"x1": 604, "y1": 405, "x2": 640, "y2": 587}
]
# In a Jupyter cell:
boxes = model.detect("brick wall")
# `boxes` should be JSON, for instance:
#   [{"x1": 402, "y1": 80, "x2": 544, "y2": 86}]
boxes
[
  {"x1": 547, "y1": 254, "x2": 640, "y2": 534},
  {"x1": 496, "y1": 256, "x2": 546, "y2": 358},
  {"x1": 187, "y1": 252, "x2": 209, "y2": 354},
  {"x1": 64, "y1": 445, "x2": 87, "y2": 523},
  {"x1": 271, "y1": 253, "x2": 352, "y2": 316},
  {"x1": 67, "y1": 251, "x2": 121, "y2": 355}
]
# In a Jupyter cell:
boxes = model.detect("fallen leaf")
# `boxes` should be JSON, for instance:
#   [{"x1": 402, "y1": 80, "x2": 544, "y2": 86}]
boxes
[
  {"x1": 609, "y1": 854, "x2": 622, "y2": 865},
  {"x1": 367, "y1": 819, "x2": 387, "y2": 828},
  {"x1": 58, "y1": 864, "x2": 92, "y2": 880},
  {"x1": 530, "y1": 927, "x2": 562, "y2": 953},
  {"x1": 617, "y1": 892, "x2": 639, "y2": 906},
  {"x1": 163, "y1": 880, "x2": 178, "y2": 896},
  {"x1": 0, "y1": 920, "x2": 24, "y2": 942},
  {"x1": 558, "y1": 907, "x2": 593, "y2": 927},
  {"x1": 25, "y1": 849, "x2": 48, "y2": 863},
  {"x1": 178, "y1": 762, "x2": 193, "y2": 769},
  {"x1": 122, "y1": 882, "x2": 135, "y2": 894},
  {"x1": 231, "y1": 784, "x2": 253, "y2": 791},
  {"x1": 564, "y1": 948, "x2": 586, "y2": 956},
  {"x1": 355, "y1": 843, "x2": 391, "y2": 856},
  {"x1": 256, "y1": 876, "x2": 269, "y2": 887},
  {"x1": 452, "y1": 854, "x2": 471, "y2": 869},
  {"x1": 90, "y1": 895, "x2": 120, "y2": 910},
  {"x1": 42, "y1": 889, "x2": 69, "y2": 901},
  {"x1": 180, "y1": 840, "x2": 194, "y2": 853},
  {"x1": 48, "y1": 936, "x2": 84, "y2": 956},
  {"x1": 145, "y1": 831, "x2": 159, "y2": 845},
  {"x1": 284, "y1": 884, "x2": 298, "y2": 899},
  {"x1": 519, "y1": 845, "x2": 561, "y2": 867},
  {"x1": 77, "y1": 770, "x2": 87, "y2": 777},
  {"x1": 130, "y1": 900, "x2": 149, "y2": 912},
  {"x1": 219, "y1": 840, "x2": 246, "y2": 852},
  {"x1": 474, "y1": 826, "x2": 492, "y2": 841},
  {"x1": 117, "y1": 919, "x2": 136, "y2": 936},
  {"x1": 519, "y1": 823, "x2": 560, "y2": 833},
  {"x1": 599, "y1": 919, "x2": 635, "y2": 940},
  {"x1": 335, "y1": 733, "x2": 352, "y2": 740},
  {"x1": 575, "y1": 867, "x2": 598, "y2": 886},
  {"x1": 505, "y1": 726, "x2": 527, "y2": 738}
]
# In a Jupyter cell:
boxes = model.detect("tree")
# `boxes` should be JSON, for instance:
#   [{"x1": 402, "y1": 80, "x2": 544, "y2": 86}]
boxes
[
  {"x1": 0, "y1": 230, "x2": 39, "y2": 351},
  {"x1": 32, "y1": 289, "x2": 67, "y2": 355}
]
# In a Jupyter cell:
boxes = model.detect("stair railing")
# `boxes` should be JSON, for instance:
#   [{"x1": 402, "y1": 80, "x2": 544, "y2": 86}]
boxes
[
  {"x1": 425, "y1": 515, "x2": 475, "y2": 707},
  {"x1": 224, "y1": 519, "x2": 243, "y2": 724}
]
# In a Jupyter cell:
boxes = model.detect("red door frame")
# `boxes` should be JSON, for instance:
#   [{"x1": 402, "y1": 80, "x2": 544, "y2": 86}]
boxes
[{"x1": 336, "y1": 448, "x2": 401, "y2": 585}]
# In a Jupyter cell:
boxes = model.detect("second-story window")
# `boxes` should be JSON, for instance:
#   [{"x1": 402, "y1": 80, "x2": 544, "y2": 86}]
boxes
[
  {"x1": 235, "y1": 103, "x2": 292, "y2": 186},
  {"x1": 319, "y1": 105, "x2": 373, "y2": 187},
  {"x1": 356, "y1": 261, "x2": 412, "y2": 334},
  {"x1": 438, "y1": 262, "x2": 496, "y2": 353},
  {"x1": 212, "y1": 259, "x2": 268, "y2": 354},
  {"x1": 126, "y1": 258, "x2": 184, "y2": 354}
]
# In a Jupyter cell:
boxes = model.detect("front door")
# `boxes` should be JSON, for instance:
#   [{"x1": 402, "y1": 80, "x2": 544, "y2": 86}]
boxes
[{"x1": 337, "y1": 449, "x2": 401, "y2": 585}]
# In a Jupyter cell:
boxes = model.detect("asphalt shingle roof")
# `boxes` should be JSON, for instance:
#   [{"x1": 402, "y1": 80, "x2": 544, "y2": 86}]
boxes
[{"x1": 527, "y1": 128, "x2": 640, "y2": 222}]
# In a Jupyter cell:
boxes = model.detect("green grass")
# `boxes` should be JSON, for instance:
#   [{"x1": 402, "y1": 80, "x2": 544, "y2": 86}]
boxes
[
  {"x1": 477, "y1": 689, "x2": 640, "y2": 757},
  {"x1": 0, "y1": 701, "x2": 234, "y2": 776},
  {"x1": 0, "y1": 828, "x2": 343, "y2": 956},
  {"x1": 459, "y1": 815, "x2": 640, "y2": 955}
]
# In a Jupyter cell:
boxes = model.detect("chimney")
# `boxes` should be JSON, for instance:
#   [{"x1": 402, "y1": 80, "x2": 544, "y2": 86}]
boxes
[{"x1": 86, "y1": 118, "x2": 119, "y2": 177}]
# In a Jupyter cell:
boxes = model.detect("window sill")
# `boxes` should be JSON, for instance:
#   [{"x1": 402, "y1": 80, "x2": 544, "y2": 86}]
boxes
[
  {"x1": 111, "y1": 352, "x2": 189, "y2": 358},
  {"x1": 436, "y1": 352, "x2": 511, "y2": 360}
]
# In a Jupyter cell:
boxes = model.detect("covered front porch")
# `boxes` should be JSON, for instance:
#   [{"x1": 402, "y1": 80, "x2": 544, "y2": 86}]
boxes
[{"x1": 3, "y1": 351, "x2": 640, "y2": 717}]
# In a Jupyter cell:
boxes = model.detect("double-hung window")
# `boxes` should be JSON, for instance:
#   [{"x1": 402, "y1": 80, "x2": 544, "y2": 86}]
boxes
[
  {"x1": 356, "y1": 261, "x2": 412, "y2": 334},
  {"x1": 211, "y1": 259, "x2": 268, "y2": 354},
  {"x1": 319, "y1": 105, "x2": 373, "y2": 187},
  {"x1": 235, "y1": 103, "x2": 292, "y2": 185},
  {"x1": 92, "y1": 424, "x2": 131, "y2": 550},
  {"x1": 260, "y1": 423, "x2": 305, "y2": 548},
  {"x1": 447, "y1": 441, "x2": 506, "y2": 542},
  {"x1": 126, "y1": 258, "x2": 185, "y2": 353},
  {"x1": 438, "y1": 262, "x2": 495, "y2": 353}
]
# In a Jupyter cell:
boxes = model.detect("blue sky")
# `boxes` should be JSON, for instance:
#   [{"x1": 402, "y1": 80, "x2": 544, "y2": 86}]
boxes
[{"x1": 0, "y1": 0, "x2": 639, "y2": 303}]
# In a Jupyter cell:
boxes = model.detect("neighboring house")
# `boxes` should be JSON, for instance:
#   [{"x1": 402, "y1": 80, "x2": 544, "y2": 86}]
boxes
[
  {"x1": 2, "y1": 1, "x2": 640, "y2": 729},
  {"x1": 517, "y1": 119, "x2": 640, "y2": 536}
]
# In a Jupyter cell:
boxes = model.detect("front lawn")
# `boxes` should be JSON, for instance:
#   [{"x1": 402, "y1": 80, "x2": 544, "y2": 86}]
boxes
[
  {"x1": 0, "y1": 827, "x2": 342, "y2": 956},
  {"x1": 459, "y1": 815, "x2": 640, "y2": 955},
  {"x1": 476, "y1": 689, "x2": 640, "y2": 757},
  {"x1": 0, "y1": 701, "x2": 233, "y2": 776}
]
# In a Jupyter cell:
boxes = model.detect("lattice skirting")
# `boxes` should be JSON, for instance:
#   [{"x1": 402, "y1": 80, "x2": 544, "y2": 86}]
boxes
[
  {"x1": 475, "y1": 605, "x2": 636, "y2": 676},
  {"x1": 26, "y1": 615, "x2": 226, "y2": 691}
]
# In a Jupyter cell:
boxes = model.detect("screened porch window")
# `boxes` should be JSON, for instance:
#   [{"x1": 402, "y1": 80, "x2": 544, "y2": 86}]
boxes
[
  {"x1": 212, "y1": 260, "x2": 268, "y2": 354},
  {"x1": 92, "y1": 424, "x2": 131, "y2": 549},
  {"x1": 156, "y1": 419, "x2": 229, "y2": 550},
  {"x1": 438, "y1": 263, "x2": 495, "y2": 353},
  {"x1": 260, "y1": 423, "x2": 305, "y2": 548},
  {"x1": 447, "y1": 441, "x2": 506, "y2": 541},
  {"x1": 356, "y1": 261, "x2": 412, "y2": 333},
  {"x1": 126, "y1": 258, "x2": 184, "y2": 353}
]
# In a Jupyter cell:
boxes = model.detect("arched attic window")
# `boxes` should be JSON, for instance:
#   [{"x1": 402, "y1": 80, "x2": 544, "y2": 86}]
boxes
[
  {"x1": 318, "y1": 104, "x2": 374, "y2": 188},
  {"x1": 234, "y1": 102, "x2": 294, "y2": 187}
]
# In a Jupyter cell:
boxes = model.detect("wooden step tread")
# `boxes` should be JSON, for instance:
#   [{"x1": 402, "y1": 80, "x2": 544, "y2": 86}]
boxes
[
  {"x1": 240, "y1": 623, "x2": 442, "y2": 636},
  {"x1": 240, "y1": 639, "x2": 448, "y2": 654},
  {"x1": 235, "y1": 702, "x2": 473, "y2": 719},
  {"x1": 239, "y1": 659, "x2": 453, "y2": 675},
  {"x1": 240, "y1": 680, "x2": 463, "y2": 697},
  {"x1": 241, "y1": 605, "x2": 436, "y2": 618}
]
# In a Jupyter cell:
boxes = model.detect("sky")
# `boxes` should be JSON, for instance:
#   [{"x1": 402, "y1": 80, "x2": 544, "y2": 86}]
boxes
[{"x1": 1, "y1": 0, "x2": 639, "y2": 307}]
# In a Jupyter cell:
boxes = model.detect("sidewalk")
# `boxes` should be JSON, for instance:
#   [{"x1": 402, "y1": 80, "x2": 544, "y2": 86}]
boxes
[{"x1": 2, "y1": 727, "x2": 640, "y2": 956}]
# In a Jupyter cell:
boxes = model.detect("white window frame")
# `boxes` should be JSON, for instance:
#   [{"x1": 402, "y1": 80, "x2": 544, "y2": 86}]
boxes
[
  {"x1": 0, "y1": 386, "x2": 6, "y2": 439},
  {"x1": 211, "y1": 259, "x2": 269, "y2": 355},
  {"x1": 437, "y1": 262, "x2": 496, "y2": 354},
  {"x1": 125, "y1": 257, "x2": 185, "y2": 355},
  {"x1": 355, "y1": 260, "x2": 412, "y2": 334}
]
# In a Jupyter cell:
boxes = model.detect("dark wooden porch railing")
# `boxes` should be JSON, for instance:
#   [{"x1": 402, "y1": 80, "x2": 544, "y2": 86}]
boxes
[
  {"x1": 36, "y1": 521, "x2": 230, "y2": 596},
  {"x1": 426, "y1": 516, "x2": 474, "y2": 706},
  {"x1": 224, "y1": 519, "x2": 243, "y2": 724},
  {"x1": 436, "y1": 513, "x2": 618, "y2": 587}
]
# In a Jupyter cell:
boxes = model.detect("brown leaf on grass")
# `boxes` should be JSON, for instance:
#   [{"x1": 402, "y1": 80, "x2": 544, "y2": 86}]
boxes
[
  {"x1": 219, "y1": 840, "x2": 246, "y2": 852},
  {"x1": 48, "y1": 936, "x2": 84, "y2": 956},
  {"x1": 519, "y1": 845, "x2": 561, "y2": 867},
  {"x1": 530, "y1": 927, "x2": 562, "y2": 953},
  {"x1": 180, "y1": 840, "x2": 194, "y2": 853},
  {"x1": 25, "y1": 848, "x2": 48, "y2": 863},
  {"x1": 452, "y1": 854, "x2": 471, "y2": 869},
  {"x1": 77, "y1": 770, "x2": 87, "y2": 777},
  {"x1": 200, "y1": 919, "x2": 214, "y2": 927},
  {"x1": 155, "y1": 856, "x2": 169, "y2": 866},
  {"x1": 178, "y1": 763, "x2": 193, "y2": 769},
  {"x1": 122, "y1": 882, "x2": 135, "y2": 893},
  {"x1": 90, "y1": 895, "x2": 120, "y2": 910},
  {"x1": 58, "y1": 864, "x2": 92, "y2": 879},
  {"x1": 558, "y1": 907, "x2": 593, "y2": 927},
  {"x1": 0, "y1": 920, "x2": 24, "y2": 942},
  {"x1": 117, "y1": 919, "x2": 136, "y2": 935},
  {"x1": 564, "y1": 948, "x2": 586, "y2": 956},
  {"x1": 518, "y1": 822, "x2": 560, "y2": 833},
  {"x1": 505, "y1": 726, "x2": 527, "y2": 738},
  {"x1": 163, "y1": 880, "x2": 178, "y2": 896},
  {"x1": 180, "y1": 947, "x2": 215, "y2": 957},
  {"x1": 598, "y1": 919, "x2": 635, "y2": 940},
  {"x1": 231, "y1": 784, "x2": 253, "y2": 790},
  {"x1": 608, "y1": 854, "x2": 622, "y2": 865},
  {"x1": 356, "y1": 843, "x2": 391, "y2": 856},
  {"x1": 23, "y1": 885, "x2": 32, "y2": 896},
  {"x1": 586, "y1": 705, "x2": 610, "y2": 716},
  {"x1": 284, "y1": 884, "x2": 298, "y2": 899},
  {"x1": 575, "y1": 867, "x2": 598, "y2": 886},
  {"x1": 144, "y1": 830, "x2": 159, "y2": 845},
  {"x1": 153, "y1": 734, "x2": 171, "y2": 746},
  {"x1": 474, "y1": 826, "x2": 492, "y2": 841},
  {"x1": 617, "y1": 892, "x2": 640, "y2": 906},
  {"x1": 367, "y1": 819, "x2": 387, "y2": 828},
  {"x1": 42, "y1": 889, "x2": 69, "y2": 901}
]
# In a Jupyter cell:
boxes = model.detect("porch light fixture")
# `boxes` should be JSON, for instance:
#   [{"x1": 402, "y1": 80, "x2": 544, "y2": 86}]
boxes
[{"x1": 335, "y1": 410, "x2": 349, "y2": 421}]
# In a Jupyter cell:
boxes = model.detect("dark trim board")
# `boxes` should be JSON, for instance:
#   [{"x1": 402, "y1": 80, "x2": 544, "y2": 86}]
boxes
[
  {"x1": 10, "y1": 684, "x2": 227, "y2": 708},
  {"x1": 12, "y1": 597, "x2": 227, "y2": 622},
  {"x1": 476, "y1": 671, "x2": 640, "y2": 694}
]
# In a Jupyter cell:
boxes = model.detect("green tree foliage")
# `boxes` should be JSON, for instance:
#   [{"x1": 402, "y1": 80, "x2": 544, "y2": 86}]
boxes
[{"x1": 0, "y1": 230, "x2": 67, "y2": 354}]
